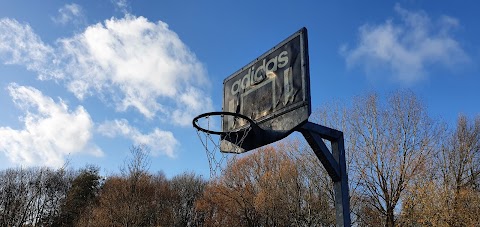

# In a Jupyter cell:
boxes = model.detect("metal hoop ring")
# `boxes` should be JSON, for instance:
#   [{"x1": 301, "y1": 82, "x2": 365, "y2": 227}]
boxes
[{"x1": 192, "y1": 111, "x2": 255, "y2": 135}]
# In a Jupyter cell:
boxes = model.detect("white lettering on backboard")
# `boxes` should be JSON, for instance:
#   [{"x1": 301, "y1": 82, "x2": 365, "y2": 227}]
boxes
[{"x1": 231, "y1": 50, "x2": 289, "y2": 96}]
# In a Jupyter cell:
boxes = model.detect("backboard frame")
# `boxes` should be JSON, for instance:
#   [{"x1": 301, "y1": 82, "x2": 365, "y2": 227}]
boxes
[{"x1": 221, "y1": 27, "x2": 310, "y2": 153}]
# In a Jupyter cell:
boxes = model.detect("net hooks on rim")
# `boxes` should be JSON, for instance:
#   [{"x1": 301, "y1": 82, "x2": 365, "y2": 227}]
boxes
[{"x1": 193, "y1": 111, "x2": 254, "y2": 179}]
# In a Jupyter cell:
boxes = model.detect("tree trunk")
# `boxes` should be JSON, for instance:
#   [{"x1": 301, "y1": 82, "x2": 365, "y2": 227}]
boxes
[{"x1": 386, "y1": 207, "x2": 395, "y2": 227}]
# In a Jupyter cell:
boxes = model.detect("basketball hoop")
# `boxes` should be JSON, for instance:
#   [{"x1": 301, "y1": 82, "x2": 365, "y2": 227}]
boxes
[{"x1": 192, "y1": 111, "x2": 255, "y2": 179}]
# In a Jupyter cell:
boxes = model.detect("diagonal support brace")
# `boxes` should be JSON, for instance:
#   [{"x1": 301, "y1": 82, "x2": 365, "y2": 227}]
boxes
[{"x1": 300, "y1": 127, "x2": 341, "y2": 181}]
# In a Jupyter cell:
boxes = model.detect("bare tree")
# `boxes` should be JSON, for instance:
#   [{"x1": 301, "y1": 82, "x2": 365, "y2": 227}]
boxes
[
  {"x1": 399, "y1": 115, "x2": 480, "y2": 226},
  {"x1": 170, "y1": 172, "x2": 207, "y2": 226},
  {"x1": 442, "y1": 115, "x2": 480, "y2": 225},
  {"x1": 88, "y1": 145, "x2": 157, "y2": 226},
  {"x1": 441, "y1": 115, "x2": 480, "y2": 191},
  {"x1": 349, "y1": 91, "x2": 440, "y2": 226},
  {"x1": 121, "y1": 144, "x2": 151, "y2": 180},
  {"x1": 0, "y1": 167, "x2": 73, "y2": 226},
  {"x1": 277, "y1": 139, "x2": 337, "y2": 226}
]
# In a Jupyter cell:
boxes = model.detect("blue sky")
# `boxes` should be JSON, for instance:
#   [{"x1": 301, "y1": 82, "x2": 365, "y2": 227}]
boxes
[{"x1": 0, "y1": 0, "x2": 478, "y2": 178}]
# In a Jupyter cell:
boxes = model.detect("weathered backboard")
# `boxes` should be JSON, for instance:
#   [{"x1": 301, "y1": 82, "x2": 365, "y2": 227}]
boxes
[{"x1": 221, "y1": 27, "x2": 310, "y2": 153}]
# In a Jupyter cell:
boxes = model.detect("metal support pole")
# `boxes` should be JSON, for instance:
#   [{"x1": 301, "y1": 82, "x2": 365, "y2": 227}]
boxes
[{"x1": 298, "y1": 122, "x2": 351, "y2": 227}]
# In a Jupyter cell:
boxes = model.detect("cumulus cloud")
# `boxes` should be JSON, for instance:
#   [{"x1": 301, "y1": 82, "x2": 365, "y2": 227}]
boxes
[
  {"x1": 58, "y1": 15, "x2": 212, "y2": 123},
  {"x1": 340, "y1": 4, "x2": 470, "y2": 84},
  {"x1": 97, "y1": 119, "x2": 178, "y2": 157},
  {"x1": 0, "y1": 16, "x2": 213, "y2": 125},
  {"x1": 52, "y1": 3, "x2": 85, "y2": 25},
  {"x1": 0, "y1": 84, "x2": 101, "y2": 168}
]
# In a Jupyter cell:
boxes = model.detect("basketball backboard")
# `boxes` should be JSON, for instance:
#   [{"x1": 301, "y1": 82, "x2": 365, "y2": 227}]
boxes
[{"x1": 221, "y1": 27, "x2": 311, "y2": 153}]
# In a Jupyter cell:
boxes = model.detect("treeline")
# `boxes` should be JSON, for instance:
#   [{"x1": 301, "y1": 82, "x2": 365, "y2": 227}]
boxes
[
  {"x1": 0, "y1": 91, "x2": 479, "y2": 226},
  {"x1": 0, "y1": 145, "x2": 337, "y2": 226},
  {"x1": 0, "y1": 146, "x2": 208, "y2": 226}
]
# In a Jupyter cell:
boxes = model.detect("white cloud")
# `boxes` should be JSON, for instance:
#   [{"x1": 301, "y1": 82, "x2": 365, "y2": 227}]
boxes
[
  {"x1": 171, "y1": 86, "x2": 213, "y2": 126},
  {"x1": 0, "y1": 16, "x2": 213, "y2": 125},
  {"x1": 97, "y1": 119, "x2": 178, "y2": 157},
  {"x1": 340, "y1": 4, "x2": 470, "y2": 84},
  {"x1": 0, "y1": 84, "x2": 101, "y2": 168},
  {"x1": 112, "y1": 0, "x2": 130, "y2": 14},
  {"x1": 52, "y1": 3, "x2": 85, "y2": 25},
  {"x1": 0, "y1": 19, "x2": 61, "y2": 79},
  {"x1": 57, "y1": 15, "x2": 213, "y2": 123},
  {"x1": 0, "y1": 16, "x2": 213, "y2": 160}
]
